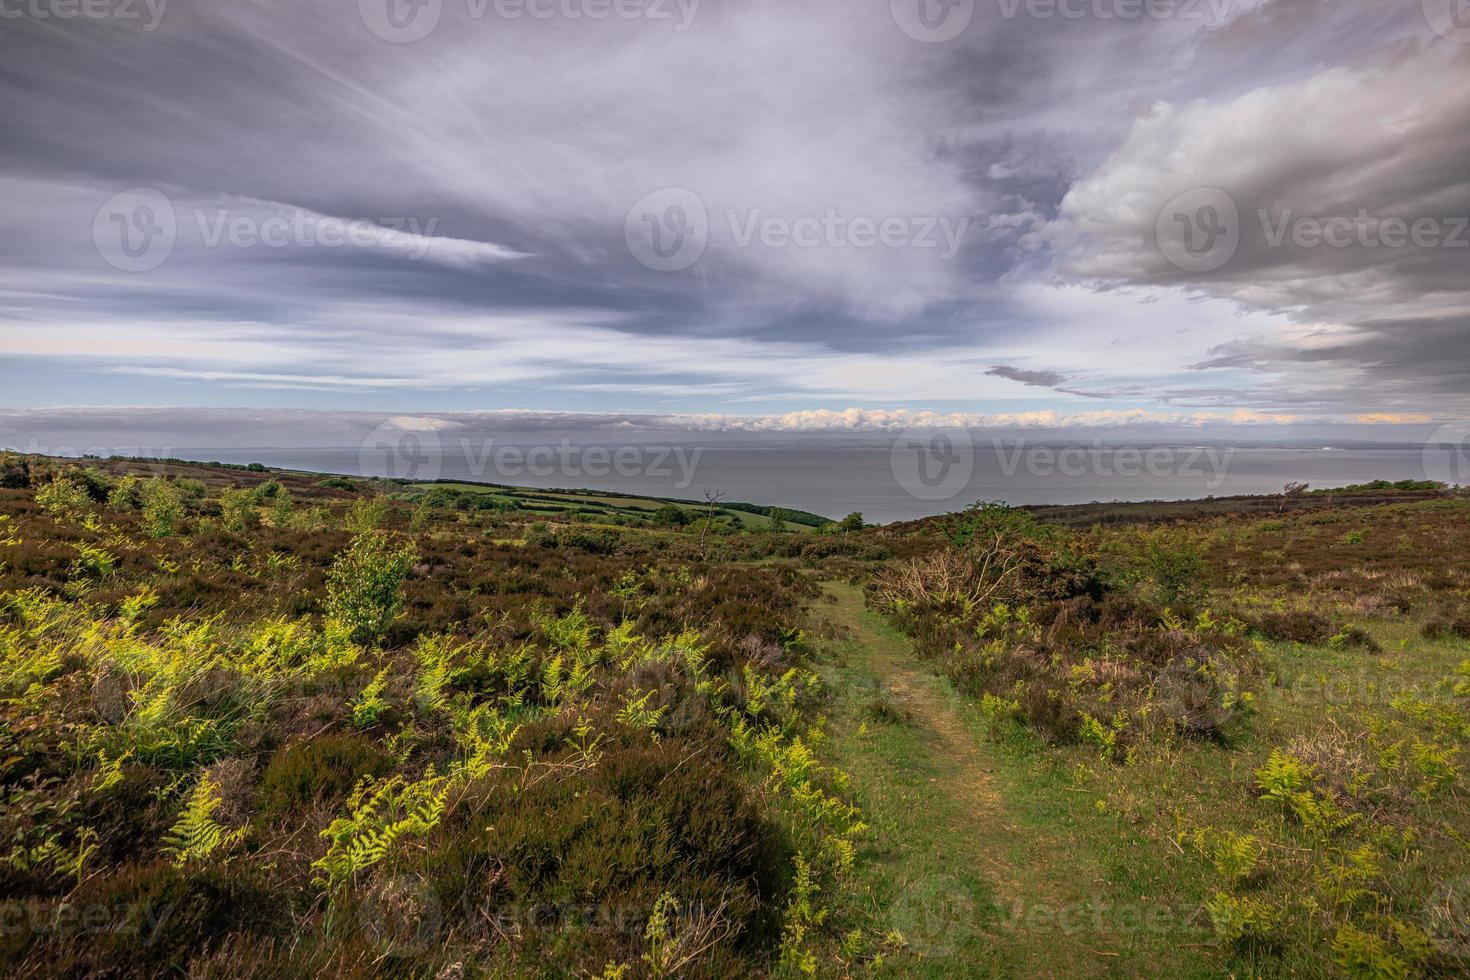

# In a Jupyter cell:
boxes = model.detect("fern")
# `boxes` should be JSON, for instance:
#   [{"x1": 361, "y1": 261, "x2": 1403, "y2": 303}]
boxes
[
  {"x1": 162, "y1": 773, "x2": 245, "y2": 865},
  {"x1": 351, "y1": 668, "x2": 391, "y2": 729},
  {"x1": 313, "y1": 772, "x2": 450, "y2": 889},
  {"x1": 617, "y1": 688, "x2": 667, "y2": 738}
]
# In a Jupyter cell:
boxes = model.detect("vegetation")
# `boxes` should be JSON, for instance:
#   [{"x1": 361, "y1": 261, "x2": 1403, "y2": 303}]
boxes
[{"x1": 1, "y1": 451, "x2": 1468, "y2": 977}]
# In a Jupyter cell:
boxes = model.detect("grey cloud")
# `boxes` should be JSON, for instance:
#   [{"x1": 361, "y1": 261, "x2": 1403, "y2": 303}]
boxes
[{"x1": 986, "y1": 365, "x2": 1068, "y2": 388}]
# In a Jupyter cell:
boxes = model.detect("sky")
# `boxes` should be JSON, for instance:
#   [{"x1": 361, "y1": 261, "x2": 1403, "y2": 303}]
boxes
[{"x1": 1, "y1": 0, "x2": 1468, "y2": 439}]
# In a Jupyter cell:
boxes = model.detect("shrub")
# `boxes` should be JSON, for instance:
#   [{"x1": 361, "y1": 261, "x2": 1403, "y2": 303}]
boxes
[
  {"x1": 108, "y1": 475, "x2": 141, "y2": 509},
  {"x1": 139, "y1": 479, "x2": 187, "y2": 537},
  {"x1": 218, "y1": 487, "x2": 258, "y2": 533},
  {"x1": 1254, "y1": 610, "x2": 1335, "y2": 645},
  {"x1": 258, "y1": 733, "x2": 392, "y2": 820},
  {"x1": 251, "y1": 480, "x2": 282, "y2": 503},
  {"x1": 36, "y1": 477, "x2": 92, "y2": 515},
  {"x1": 652, "y1": 504, "x2": 689, "y2": 527},
  {"x1": 1140, "y1": 529, "x2": 1205, "y2": 606},
  {"x1": 344, "y1": 497, "x2": 389, "y2": 533},
  {"x1": 324, "y1": 532, "x2": 418, "y2": 645}
]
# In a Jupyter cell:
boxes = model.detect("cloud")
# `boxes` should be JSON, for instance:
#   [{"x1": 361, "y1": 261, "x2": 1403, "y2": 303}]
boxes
[
  {"x1": 0, "y1": 0, "x2": 1463, "y2": 425},
  {"x1": 985, "y1": 365, "x2": 1068, "y2": 388},
  {"x1": 1043, "y1": 37, "x2": 1470, "y2": 416}
]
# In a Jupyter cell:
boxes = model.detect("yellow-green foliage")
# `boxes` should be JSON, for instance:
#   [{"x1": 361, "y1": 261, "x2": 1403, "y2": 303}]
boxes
[
  {"x1": 139, "y1": 478, "x2": 186, "y2": 537},
  {"x1": 217, "y1": 486, "x2": 258, "y2": 532},
  {"x1": 36, "y1": 477, "x2": 92, "y2": 515},
  {"x1": 313, "y1": 771, "x2": 450, "y2": 889},
  {"x1": 323, "y1": 531, "x2": 417, "y2": 645},
  {"x1": 1205, "y1": 891, "x2": 1280, "y2": 944},
  {"x1": 162, "y1": 773, "x2": 247, "y2": 865}
]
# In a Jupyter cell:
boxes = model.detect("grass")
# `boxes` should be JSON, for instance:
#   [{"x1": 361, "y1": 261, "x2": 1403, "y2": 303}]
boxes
[
  {"x1": 402, "y1": 480, "x2": 827, "y2": 531},
  {"x1": 2, "y1": 450, "x2": 1468, "y2": 976},
  {"x1": 815, "y1": 582, "x2": 1219, "y2": 978}
]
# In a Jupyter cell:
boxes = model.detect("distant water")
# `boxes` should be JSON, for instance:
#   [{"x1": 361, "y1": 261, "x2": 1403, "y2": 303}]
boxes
[{"x1": 173, "y1": 443, "x2": 1444, "y2": 525}]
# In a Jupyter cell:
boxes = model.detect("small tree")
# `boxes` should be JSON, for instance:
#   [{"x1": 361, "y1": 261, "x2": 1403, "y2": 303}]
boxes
[
  {"x1": 768, "y1": 508, "x2": 788, "y2": 532},
  {"x1": 140, "y1": 478, "x2": 186, "y2": 537},
  {"x1": 36, "y1": 477, "x2": 92, "y2": 515},
  {"x1": 325, "y1": 531, "x2": 418, "y2": 645},
  {"x1": 836, "y1": 512, "x2": 865, "y2": 533},
  {"x1": 1278, "y1": 481, "x2": 1309, "y2": 514},
  {"x1": 697, "y1": 489, "x2": 726, "y2": 554},
  {"x1": 218, "y1": 487, "x2": 258, "y2": 532}
]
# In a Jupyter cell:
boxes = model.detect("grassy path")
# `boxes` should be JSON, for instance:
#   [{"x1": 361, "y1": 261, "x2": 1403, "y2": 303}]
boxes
[{"x1": 815, "y1": 582, "x2": 1215, "y2": 978}]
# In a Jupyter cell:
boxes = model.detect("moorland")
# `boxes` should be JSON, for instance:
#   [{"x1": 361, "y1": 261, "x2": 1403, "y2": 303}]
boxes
[{"x1": 1, "y1": 452, "x2": 1467, "y2": 978}]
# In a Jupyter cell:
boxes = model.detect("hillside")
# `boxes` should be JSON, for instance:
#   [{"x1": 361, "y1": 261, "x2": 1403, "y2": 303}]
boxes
[{"x1": 1, "y1": 453, "x2": 1468, "y2": 977}]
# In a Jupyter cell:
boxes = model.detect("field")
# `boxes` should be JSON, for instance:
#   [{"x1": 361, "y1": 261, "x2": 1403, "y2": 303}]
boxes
[{"x1": 1, "y1": 452, "x2": 1468, "y2": 977}]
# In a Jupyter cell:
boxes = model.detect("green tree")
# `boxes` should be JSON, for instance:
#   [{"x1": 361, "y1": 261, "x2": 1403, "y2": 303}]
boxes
[
  {"x1": 218, "y1": 487, "x2": 258, "y2": 532},
  {"x1": 139, "y1": 478, "x2": 186, "y2": 537},
  {"x1": 36, "y1": 477, "x2": 92, "y2": 515},
  {"x1": 324, "y1": 532, "x2": 418, "y2": 645}
]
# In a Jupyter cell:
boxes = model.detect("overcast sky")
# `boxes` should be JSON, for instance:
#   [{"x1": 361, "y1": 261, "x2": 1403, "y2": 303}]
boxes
[{"x1": 1, "y1": 0, "x2": 1467, "y2": 433}]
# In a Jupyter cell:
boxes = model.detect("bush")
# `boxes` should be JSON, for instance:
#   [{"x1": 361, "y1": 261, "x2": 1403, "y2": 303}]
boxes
[
  {"x1": 218, "y1": 487, "x2": 258, "y2": 533},
  {"x1": 324, "y1": 532, "x2": 418, "y2": 644},
  {"x1": 652, "y1": 504, "x2": 689, "y2": 527},
  {"x1": 1254, "y1": 610, "x2": 1335, "y2": 645},
  {"x1": 140, "y1": 478, "x2": 187, "y2": 537},
  {"x1": 258, "y1": 733, "x2": 392, "y2": 820},
  {"x1": 1140, "y1": 529, "x2": 1205, "y2": 606},
  {"x1": 35, "y1": 477, "x2": 92, "y2": 515}
]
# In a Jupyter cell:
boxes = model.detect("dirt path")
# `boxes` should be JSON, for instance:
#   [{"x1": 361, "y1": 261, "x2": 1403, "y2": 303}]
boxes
[{"x1": 817, "y1": 581, "x2": 1170, "y2": 978}]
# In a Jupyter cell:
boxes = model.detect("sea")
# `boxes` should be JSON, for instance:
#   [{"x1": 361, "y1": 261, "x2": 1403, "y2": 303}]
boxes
[{"x1": 167, "y1": 442, "x2": 1452, "y2": 526}]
